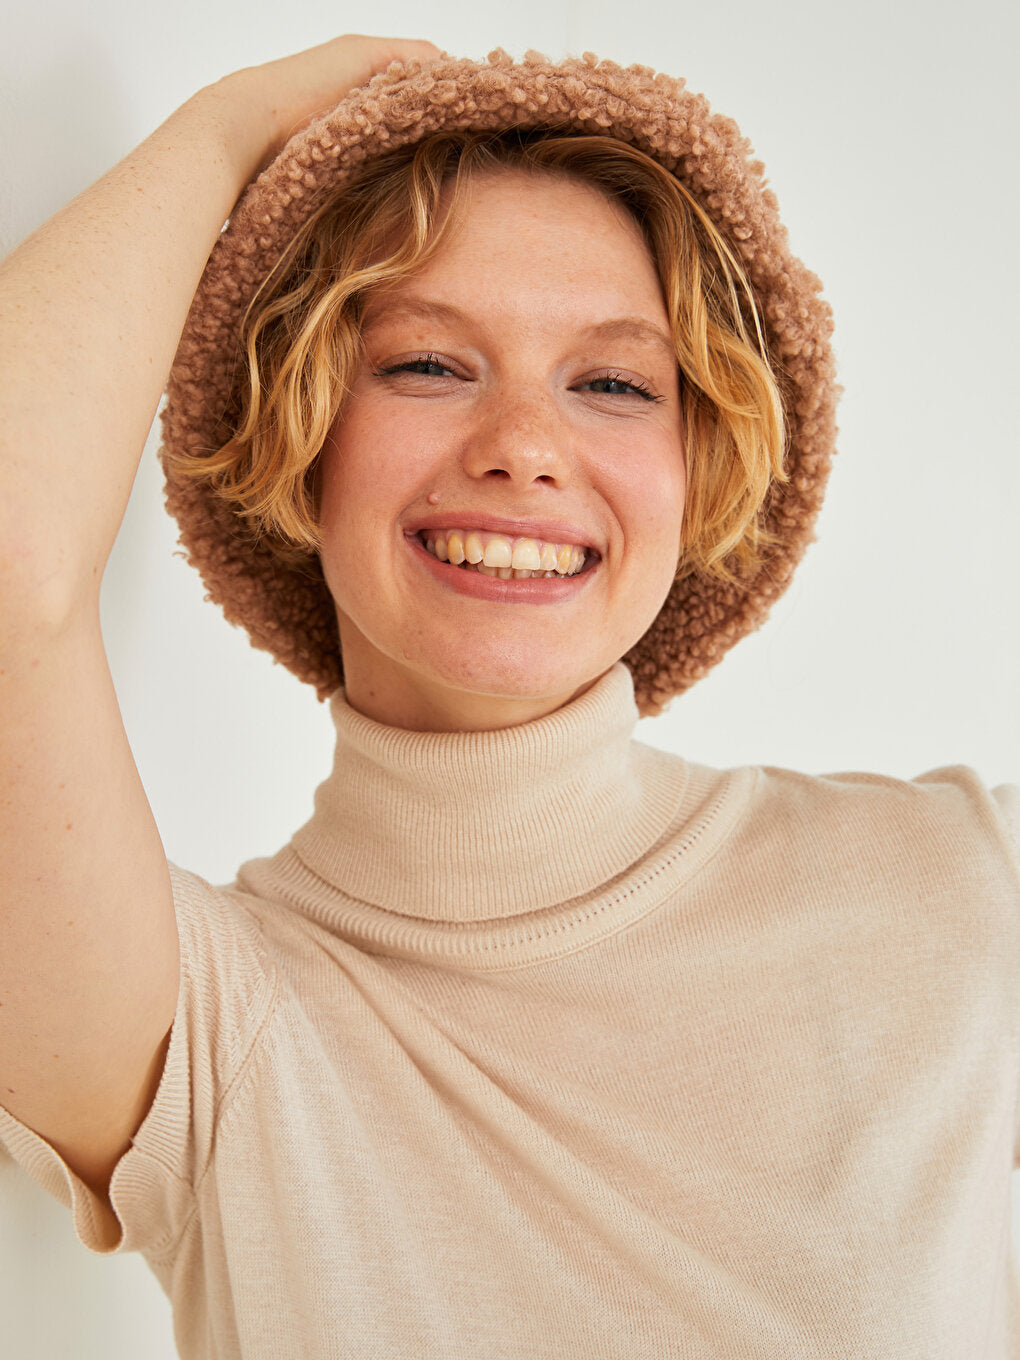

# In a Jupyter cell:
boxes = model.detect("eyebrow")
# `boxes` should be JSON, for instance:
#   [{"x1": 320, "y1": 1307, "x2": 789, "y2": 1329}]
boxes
[
  {"x1": 361, "y1": 297, "x2": 676, "y2": 362},
  {"x1": 579, "y1": 317, "x2": 676, "y2": 361}
]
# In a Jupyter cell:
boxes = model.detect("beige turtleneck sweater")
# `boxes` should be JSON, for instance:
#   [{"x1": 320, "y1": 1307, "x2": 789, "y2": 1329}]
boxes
[{"x1": 2, "y1": 663, "x2": 1019, "y2": 1359}]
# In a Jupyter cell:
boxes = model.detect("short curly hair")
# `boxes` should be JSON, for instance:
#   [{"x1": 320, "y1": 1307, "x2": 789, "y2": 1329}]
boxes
[{"x1": 166, "y1": 127, "x2": 787, "y2": 586}]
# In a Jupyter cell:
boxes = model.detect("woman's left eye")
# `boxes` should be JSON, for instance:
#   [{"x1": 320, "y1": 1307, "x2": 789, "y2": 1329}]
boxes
[{"x1": 577, "y1": 373, "x2": 662, "y2": 402}]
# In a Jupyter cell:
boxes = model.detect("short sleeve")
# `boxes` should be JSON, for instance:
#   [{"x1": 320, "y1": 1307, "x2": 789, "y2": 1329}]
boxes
[
  {"x1": 0, "y1": 863, "x2": 278, "y2": 1257},
  {"x1": 993, "y1": 787, "x2": 1020, "y2": 1168},
  {"x1": 992, "y1": 784, "x2": 1020, "y2": 862}
]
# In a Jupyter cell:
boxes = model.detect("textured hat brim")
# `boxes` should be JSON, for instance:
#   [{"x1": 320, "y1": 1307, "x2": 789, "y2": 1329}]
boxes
[{"x1": 160, "y1": 49, "x2": 840, "y2": 715}]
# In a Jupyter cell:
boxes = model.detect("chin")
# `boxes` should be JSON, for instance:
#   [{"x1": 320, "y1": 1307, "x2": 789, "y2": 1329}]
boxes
[
  {"x1": 335, "y1": 603, "x2": 631, "y2": 727},
  {"x1": 425, "y1": 650, "x2": 611, "y2": 707}
]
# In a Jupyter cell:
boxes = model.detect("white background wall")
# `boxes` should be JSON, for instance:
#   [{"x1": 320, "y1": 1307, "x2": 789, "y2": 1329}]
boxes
[{"x1": 1, "y1": 0, "x2": 1018, "y2": 1355}]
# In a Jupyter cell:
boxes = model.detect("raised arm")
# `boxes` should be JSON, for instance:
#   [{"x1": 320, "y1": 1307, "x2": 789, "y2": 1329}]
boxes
[{"x1": 0, "y1": 35, "x2": 439, "y2": 1220}]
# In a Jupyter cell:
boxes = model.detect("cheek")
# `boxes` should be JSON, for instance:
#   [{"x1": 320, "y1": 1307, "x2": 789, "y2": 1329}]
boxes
[
  {"x1": 655, "y1": 450, "x2": 687, "y2": 536},
  {"x1": 648, "y1": 428, "x2": 687, "y2": 541},
  {"x1": 316, "y1": 423, "x2": 383, "y2": 608},
  {"x1": 316, "y1": 402, "x2": 441, "y2": 612},
  {"x1": 320, "y1": 395, "x2": 446, "y2": 513},
  {"x1": 319, "y1": 408, "x2": 400, "y2": 538},
  {"x1": 604, "y1": 434, "x2": 687, "y2": 559}
]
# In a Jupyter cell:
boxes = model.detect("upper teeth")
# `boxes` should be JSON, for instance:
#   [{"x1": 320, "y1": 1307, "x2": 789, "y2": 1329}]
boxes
[{"x1": 421, "y1": 530, "x2": 587, "y2": 577}]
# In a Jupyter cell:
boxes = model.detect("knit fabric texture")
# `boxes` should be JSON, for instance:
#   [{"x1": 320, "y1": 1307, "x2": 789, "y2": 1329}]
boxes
[
  {"x1": 1, "y1": 665, "x2": 1018, "y2": 1357},
  {"x1": 159, "y1": 50, "x2": 841, "y2": 715}
]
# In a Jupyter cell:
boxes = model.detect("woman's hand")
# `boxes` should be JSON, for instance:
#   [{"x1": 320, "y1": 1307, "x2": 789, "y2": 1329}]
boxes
[{"x1": 216, "y1": 34, "x2": 443, "y2": 177}]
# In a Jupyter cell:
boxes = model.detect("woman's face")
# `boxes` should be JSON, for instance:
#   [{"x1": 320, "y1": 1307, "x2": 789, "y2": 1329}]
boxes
[{"x1": 317, "y1": 167, "x2": 686, "y2": 731}]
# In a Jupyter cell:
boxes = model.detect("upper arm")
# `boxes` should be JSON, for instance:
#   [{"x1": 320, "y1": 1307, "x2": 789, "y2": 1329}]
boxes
[{"x1": 0, "y1": 600, "x2": 180, "y2": 1201}]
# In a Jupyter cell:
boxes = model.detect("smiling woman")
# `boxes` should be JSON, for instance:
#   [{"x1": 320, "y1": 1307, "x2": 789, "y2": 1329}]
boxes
[
  {"x1": 317, "y1": 166, "x2": 690, "y2": 730},
  {"x1": 166, "y1": 126, "x2": 790, "y2": 724},
  {"x1": 1, "y1": 32, "x2": 1018, "y2": 1360}
]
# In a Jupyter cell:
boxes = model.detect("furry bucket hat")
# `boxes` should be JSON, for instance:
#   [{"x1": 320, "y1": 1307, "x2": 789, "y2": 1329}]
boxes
[{"x1": 159, "y1": 49, "x2": 839, "y2": 715}]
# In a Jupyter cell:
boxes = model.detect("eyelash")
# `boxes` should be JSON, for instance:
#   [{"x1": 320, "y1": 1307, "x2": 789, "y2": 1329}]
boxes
[
  {"x1": 373, "y1": 355, "x2": 664, "y2": 403},
  {"x1": 587, "y1": 371, "x2": 662, "y2": 403},
  {"x1": 373, "y1": 353, "x2": 451, "y2": 379}
]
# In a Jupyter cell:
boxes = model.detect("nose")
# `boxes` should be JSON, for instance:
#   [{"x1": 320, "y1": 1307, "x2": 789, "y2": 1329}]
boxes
[{"x1": 460, "y1": 390, "x2": 574, "y2": 489}]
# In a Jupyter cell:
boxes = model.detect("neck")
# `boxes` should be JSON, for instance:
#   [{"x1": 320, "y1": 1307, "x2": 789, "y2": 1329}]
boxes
[{"x1": 289, "y1": 662, "x2": 688, "y2": 922}]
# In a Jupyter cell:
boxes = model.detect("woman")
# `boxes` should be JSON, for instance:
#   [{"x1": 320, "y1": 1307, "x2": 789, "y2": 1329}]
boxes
[{"x1": 1, "y1": 33, "x2": 1017, "y2": 1360}]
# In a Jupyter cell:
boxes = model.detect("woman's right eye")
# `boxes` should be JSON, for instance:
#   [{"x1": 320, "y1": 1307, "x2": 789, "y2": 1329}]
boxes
[{"x1": 374, "y1": 353, "x2": 454, "y2": 378}]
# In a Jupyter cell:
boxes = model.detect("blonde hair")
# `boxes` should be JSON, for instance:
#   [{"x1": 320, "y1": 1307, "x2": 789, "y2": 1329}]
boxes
[{"x1": 170, "y1": 129, "x2": 787, "y2": 583}]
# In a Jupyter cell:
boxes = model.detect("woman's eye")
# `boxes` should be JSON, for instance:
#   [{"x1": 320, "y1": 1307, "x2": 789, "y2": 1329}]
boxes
[
  {"x1": 373, "y1": 358, "x2": 662, "y2": 402},
  {"x1": 375, "y1": 353, "x2": 454, "y2": 378},
  {"x1": 578, "y1": 373, "x2": 662, "y2": 402}
]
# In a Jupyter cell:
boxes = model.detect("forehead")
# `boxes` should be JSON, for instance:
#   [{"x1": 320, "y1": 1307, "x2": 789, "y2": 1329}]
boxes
[
  {"x1": 360, "y1": 167, "x2": 670, "y2": 340},
  {"x1": 363, "y1": 296, "x2": 676, "y2": 369}
]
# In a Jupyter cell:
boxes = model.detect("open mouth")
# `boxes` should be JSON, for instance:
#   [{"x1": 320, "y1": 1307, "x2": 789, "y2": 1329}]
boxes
[{"x1": 416, "y1": 529, "x2": 599, "y2": 580}]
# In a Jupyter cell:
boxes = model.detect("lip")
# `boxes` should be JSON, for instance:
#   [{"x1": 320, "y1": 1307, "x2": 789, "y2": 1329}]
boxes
[
  {"x1": 404, "y1": 512, "x2": 601, "y2": 554},
  {"x1": 405, "y1": 531, "x2": 600, "y2": 604}
]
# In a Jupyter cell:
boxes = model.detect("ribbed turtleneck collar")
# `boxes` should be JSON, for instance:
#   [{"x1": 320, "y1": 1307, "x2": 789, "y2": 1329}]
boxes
[{"x1": 288, "y1": 663, "x2": 687, "y2": 923}]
